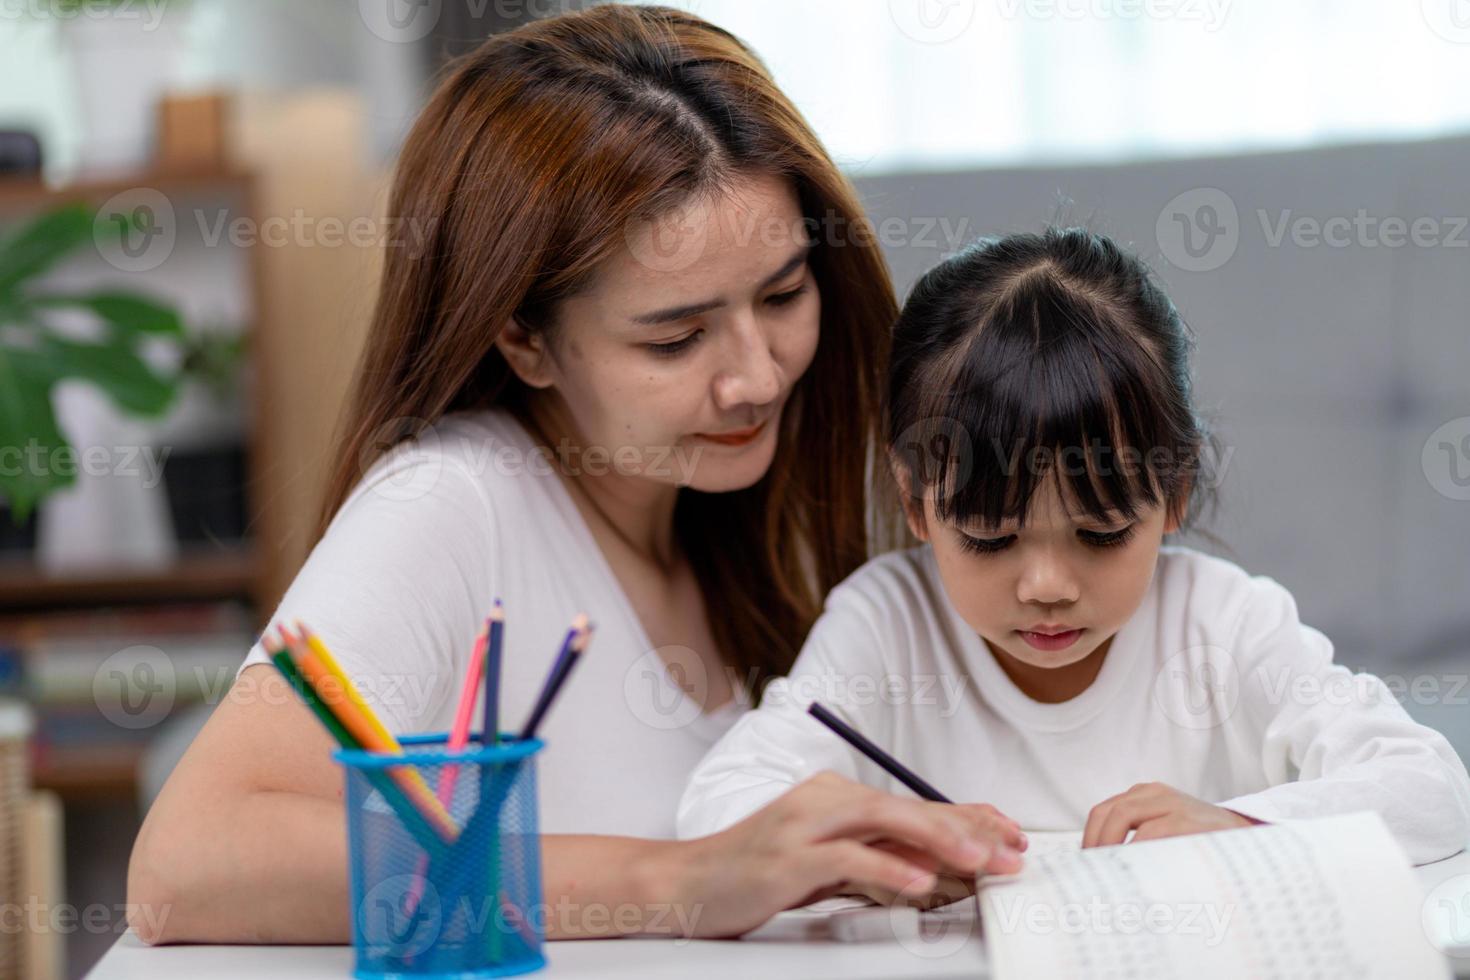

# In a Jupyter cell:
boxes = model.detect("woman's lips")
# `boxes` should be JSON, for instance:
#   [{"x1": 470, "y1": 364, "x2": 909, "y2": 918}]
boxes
[
  {"x1": 694, "y1": 420, "x2": 767, "y2": 447},
  {"x1": 1016, "y1": 628, "x2": 1084, "y2": 652}
]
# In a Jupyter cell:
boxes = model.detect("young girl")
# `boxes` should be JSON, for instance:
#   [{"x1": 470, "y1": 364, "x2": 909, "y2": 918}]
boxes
[{"x1": 677, "y1": 227, "x2": 1470, "y2": 868}]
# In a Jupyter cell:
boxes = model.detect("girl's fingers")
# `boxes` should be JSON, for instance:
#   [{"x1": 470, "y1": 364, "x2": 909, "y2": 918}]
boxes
[{"x1": 1090, "y1": 797, "x2": 1173, "y2": 848}]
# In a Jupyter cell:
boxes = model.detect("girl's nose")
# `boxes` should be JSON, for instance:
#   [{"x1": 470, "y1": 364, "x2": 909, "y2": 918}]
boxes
[
  {"x1": 1016, "y1": 552, "x2": 1081, "y2": 607},
  {"x1": 712, "y1": 318, "x2": 781, "y2": 411}
]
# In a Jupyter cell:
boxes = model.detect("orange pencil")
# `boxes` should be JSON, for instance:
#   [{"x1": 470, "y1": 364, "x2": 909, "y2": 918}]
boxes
[{"x1": 279, "y1": 625, "x2": 459, "y2": 842}]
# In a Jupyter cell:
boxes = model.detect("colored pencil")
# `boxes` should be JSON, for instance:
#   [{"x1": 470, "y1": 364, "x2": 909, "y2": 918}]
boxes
[
  {"x1": 267, "y1": 640, "x2": 448, "y2": 861},
  {"x1": 519, "y1": 615, "x2": 591, "y2": 741},
  {"x1": 281, "y1": 625, "x2": 459, "y2": 841},
  {"x1": 482, "y1": 602, "x2": 504, "y2": 745},
  {"x1": 807, "y1": 701, "x2": 952, "y2": 803}
]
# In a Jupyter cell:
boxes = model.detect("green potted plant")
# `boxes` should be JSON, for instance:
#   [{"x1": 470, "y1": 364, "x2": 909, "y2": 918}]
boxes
[{"x1": 0, "y1": 203, "x2": 186, "y2": 552}]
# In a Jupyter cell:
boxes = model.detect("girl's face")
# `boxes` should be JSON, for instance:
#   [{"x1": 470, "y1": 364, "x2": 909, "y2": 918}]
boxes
[
  {"x1": 497, "y1": 172, "x2": 820, "y2": 494},
  {"x1": 907, "y1": 474, "x2": 1180, "y2": 680}
]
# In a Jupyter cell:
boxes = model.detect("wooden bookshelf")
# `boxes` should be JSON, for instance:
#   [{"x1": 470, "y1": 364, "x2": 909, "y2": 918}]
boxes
[
  {"x1": 0, "y1": 548, "x2": 258, "y2": 611},
  {"x1": 1, "y1": 165, "x2": 277, "y2": 801},
  {"x1": 0, "y1": 168, "x2": 254, "y2": 211}
]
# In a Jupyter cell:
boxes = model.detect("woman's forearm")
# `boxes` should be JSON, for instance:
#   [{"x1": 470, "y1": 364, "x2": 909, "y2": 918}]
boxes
[
  {"x1": 129, "y1": 788, "x2": 350, "y2": 945},
  {"x1": 539, "y1": 834, "x2": 703, "y2": 939}
]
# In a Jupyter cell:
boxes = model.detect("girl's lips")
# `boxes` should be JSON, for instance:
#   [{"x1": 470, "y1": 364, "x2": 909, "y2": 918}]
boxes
[
  {"x1": 695, "y1": 420, "x2": 767, "y2": 447},
  {"x1": 1017, "y1": 628, "x2": 1084, "y2": 652}
]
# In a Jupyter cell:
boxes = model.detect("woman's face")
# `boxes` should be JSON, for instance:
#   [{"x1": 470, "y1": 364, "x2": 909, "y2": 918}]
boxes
[
  {"x1": 500, "y1": 172, "x2": 820, "y2": 494},
  {"x1": 907, "y1": 475, "x2": 1179, "y2": 677}
]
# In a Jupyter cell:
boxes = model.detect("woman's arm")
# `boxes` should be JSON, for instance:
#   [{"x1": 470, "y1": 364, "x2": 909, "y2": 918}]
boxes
[{"x1": 129, "y1": 669, "x2": 1023, "y2": 944}]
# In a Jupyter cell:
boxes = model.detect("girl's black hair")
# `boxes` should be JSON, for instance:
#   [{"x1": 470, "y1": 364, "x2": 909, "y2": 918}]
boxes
[{"x1": 887, "y1": 226, "x2": 1214, "y2": 533}]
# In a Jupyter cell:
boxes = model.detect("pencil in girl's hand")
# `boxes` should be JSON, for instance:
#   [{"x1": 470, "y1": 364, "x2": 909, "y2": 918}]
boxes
[
  {"x1": 519, "y1": 614, "x2": 592, "y2": 741},
  {"x1": 482, "y1": 601, "x2": 504, "y2": 745},
  {"x1": 807, "y1": 701, "x2": 952, "y2": 803}
]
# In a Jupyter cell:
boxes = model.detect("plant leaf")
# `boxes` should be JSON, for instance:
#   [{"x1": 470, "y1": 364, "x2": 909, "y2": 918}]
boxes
[
  {"x1": 40, "y1": 336, "x2": 178, "y2": 417},
  {"x1": 31, "y1": 291, "x2": 184, "y2": 338},
  {"x1": 0, "y1": 204, "x2": 98, "y2": 297},
  {"x1": 0, "y1": 345, "x2": 76, "y2": 521}
]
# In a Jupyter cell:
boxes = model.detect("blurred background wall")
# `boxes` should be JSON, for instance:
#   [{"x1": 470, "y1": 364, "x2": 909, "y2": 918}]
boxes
[{"x1": 0, "y1": 1, "x2": 1466, "y2": 975}]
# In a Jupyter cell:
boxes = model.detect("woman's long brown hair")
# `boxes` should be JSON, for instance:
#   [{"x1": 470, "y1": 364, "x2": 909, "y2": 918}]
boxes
[{"x1": 318, "y1": 4, "x2": 899, "y2": 700}]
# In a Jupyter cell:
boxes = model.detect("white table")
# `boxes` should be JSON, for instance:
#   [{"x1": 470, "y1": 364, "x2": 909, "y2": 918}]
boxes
[{"x1": 89, "y1": 851, "x2": 1470, "y2": 979}]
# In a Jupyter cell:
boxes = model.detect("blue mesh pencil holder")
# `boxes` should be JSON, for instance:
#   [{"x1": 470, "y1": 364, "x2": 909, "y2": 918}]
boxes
[{"x1": 335, "y1": 733, "x2": 547, "y2": 979}]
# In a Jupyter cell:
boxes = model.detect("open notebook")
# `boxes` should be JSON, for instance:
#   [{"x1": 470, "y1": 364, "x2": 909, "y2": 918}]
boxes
[{"x1": 979, "y1": 811, "x2": 1448, "y2": 979}]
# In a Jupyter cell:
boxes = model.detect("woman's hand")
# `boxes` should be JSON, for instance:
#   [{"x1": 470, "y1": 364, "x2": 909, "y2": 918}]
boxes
[
  {"x1": 1082, "y1": 782, "x2": 1262, "y2": 848},
  {"x1": 662, "y1": 771, "x2": 1026, "y2": 938}
]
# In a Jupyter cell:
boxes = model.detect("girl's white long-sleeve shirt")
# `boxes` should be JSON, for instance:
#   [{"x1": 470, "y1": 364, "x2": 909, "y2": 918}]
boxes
[{"x1": 676, "y1": 545, "x2": 1470, "y2": 864}]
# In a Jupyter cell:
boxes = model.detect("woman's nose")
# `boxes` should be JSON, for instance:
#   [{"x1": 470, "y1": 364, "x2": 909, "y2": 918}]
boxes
[{"x1": 712, "y1": 319, "x2": 781, "y2": 411}]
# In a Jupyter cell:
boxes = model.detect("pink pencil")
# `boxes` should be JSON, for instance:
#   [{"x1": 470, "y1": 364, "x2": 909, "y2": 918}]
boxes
[{"x1": 405, "y1": 618, "x2": 490, "y2": 921}]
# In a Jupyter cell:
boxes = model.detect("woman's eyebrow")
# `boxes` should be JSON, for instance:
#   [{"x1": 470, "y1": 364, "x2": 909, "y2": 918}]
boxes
[{"x1": 628, "y1": 244, "x2": 812, "y2": 326}]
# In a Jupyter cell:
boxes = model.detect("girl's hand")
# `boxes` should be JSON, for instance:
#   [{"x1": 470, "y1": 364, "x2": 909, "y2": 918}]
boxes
[
  {"x1": 1083, "y1": 782, "x2": 1263, "y2": 848},
  {"x1": 668, "y1": 771, "x2": 1025, "y2": 938}
]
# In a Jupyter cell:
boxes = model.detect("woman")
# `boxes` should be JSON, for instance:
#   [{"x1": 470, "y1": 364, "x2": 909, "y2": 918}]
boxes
[{"x1": 127, "y1": 4, "x2": 1022, "y2": 944}]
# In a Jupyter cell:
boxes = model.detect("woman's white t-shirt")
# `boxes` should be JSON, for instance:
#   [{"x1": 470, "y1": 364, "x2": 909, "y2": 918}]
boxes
[
  {"x1": 236, "y1": 408, "x2": 743, "y2": 838},
  {"x1": 677, "y1": 545, "x2": 1470, "y2": 864}
]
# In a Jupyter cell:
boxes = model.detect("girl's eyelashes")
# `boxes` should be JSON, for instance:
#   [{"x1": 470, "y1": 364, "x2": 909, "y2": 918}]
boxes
[
  {"x1": 955, "y1": 523, "x2": 1138, "y2": 555},
  {"x1": 1078, "y1": 524, "x2": 1137, "y2": 548},
  {"x1": 958, "y1": 532, "x2": 1016, "y2": 556}
]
